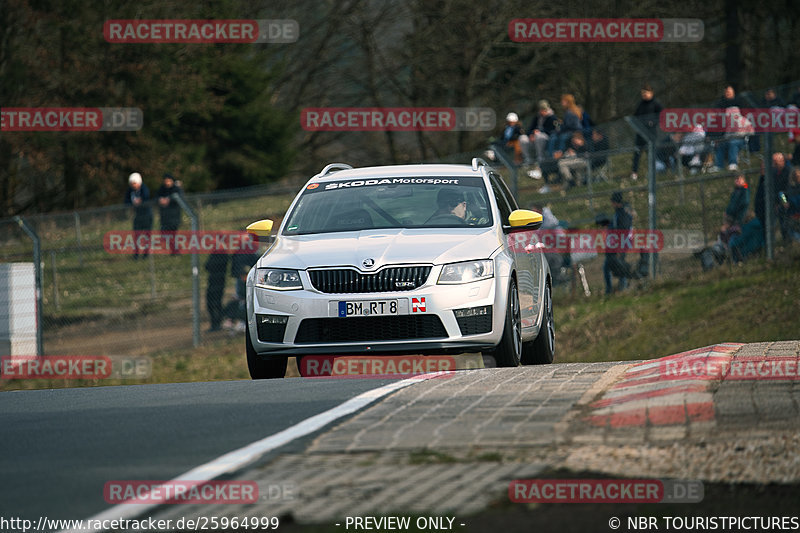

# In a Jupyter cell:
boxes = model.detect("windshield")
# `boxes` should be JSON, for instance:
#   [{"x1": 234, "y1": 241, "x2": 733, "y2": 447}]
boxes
[{"x1": 282, "y1": 176, "x2": 493, "y2": 235}]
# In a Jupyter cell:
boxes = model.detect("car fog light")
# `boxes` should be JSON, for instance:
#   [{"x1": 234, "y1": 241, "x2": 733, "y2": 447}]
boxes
[{"x1": 453, "y1": 305, "x2": 492, "y2": 318}]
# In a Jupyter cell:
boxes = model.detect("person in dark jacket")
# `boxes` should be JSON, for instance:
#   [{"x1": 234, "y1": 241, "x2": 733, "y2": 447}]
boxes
[
  {"x1": 223, "y1": 252, "x2": 260, "y2": 332},
  {"x1": 781, "y1": 168, "x2": 800, "y2": 242},
  {"x1": 526, "y1": 99, "x2": 559, "y2": 165},
  {"x1": 630, "y1": 83, "x2": 664, "y2": 180},
  {"x1": 601, "y1": 192, "x2": 638, "y2": 295},
  {"x1": 725, "y1": 174, "x2": 750, "y2": 226},
  {"x1": 729, "y1": 212, "x2": 765, "y2": 262},
  {"x1": 124, "y1": 172, "x2": 153, "y2": 259},
  {"x1": 157, "y1": 172, "x2": 184, "y2": 254},
  {"x1": 205, "y1": 253, "x2": 229, "y2": 332},
  {"x1": 553, "y1": 94, "x2": 583, "y2": 154},
  {"x1": 761, "y1": 88, "x2": 786, "y2": 108}
]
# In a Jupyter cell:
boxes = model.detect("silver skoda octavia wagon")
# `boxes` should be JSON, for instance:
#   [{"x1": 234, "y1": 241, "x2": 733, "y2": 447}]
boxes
[{"x1": 244, "y1": 159, "x2": 554, "y2": 378}]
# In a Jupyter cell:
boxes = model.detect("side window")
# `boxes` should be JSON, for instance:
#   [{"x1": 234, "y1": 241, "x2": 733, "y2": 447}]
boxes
[
  {"x1": 493, "y1": 173, "x2": 519, "y2": 210},
  {"x1": 489, "y1": 174, "x2": 513, "y2": 224}
]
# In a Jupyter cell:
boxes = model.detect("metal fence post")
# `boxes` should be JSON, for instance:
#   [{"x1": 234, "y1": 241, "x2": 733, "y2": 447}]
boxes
[
  {"x1": 625, "y1": 116, "x2": 658, "y2": 278},
  {"x1": 172, "y1": 194, "x2": 201, "y2": 348},
  {"x1": 50, "y1": 250, "x2": 60, "y2": 311},
  {"x1": 74, "y1": 211, "x2": 83, "y2": 267},
  {"x1": 764, "y1": 133, "x2": 775, "y2": 261},
  {"x1": 13, "y1": 216, "x2": 43, "y2": 356},
  {"x1": 647, "y1": 140, "x2": 657, "y2": 278},
  {"x1": 492, "y1": 146, "x2": 519, "y2": 198}
]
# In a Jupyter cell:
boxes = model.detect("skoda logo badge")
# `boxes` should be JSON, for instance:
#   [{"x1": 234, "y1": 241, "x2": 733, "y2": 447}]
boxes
[{"x1": 362, "y1": 258, "x2": 375, "y2": 269}]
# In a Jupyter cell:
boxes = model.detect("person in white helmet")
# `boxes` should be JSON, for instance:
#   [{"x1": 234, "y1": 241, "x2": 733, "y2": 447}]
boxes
[
  {"x1": 124, "y1": 172, "x2": 153, "y2": 259},
  {"x1": 496, "y1": 112, "x2": 530, "y2": 165}
]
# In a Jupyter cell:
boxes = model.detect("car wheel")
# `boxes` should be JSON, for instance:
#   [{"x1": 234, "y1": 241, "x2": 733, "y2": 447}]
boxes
[
  {"x1": 246, "y1": 321, "x2": 287, "y2": 379},
  {"x1": 522, "y1": 281, "x2": 555, "y2": 365},
  {"x1": 495, "y1": 279, "x2": 522, "y2": 367}
]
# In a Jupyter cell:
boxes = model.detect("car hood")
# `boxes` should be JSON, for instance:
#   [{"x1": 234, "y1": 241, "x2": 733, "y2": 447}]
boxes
[{"x1": 259, "y1": 228, "x2": 501, "y2": 270}]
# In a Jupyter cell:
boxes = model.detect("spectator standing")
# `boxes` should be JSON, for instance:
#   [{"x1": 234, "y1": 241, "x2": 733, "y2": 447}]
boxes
[
  {"x1": 780, "y1": 168, "x2": 800, "y2": 242},
  {"x1": 708, "y1": 85, "x2": 746, "y2": 172},
  {"x1": 631, "y1": 83, "x2": 664, "y2": 180},
  {"x1": 761, "y1": 88, "x2": 786, "y2": 108},
  {"x1": 157, "y1": 172, "x2": 184, "y2": 254},
  {"x1": 725, "y1": 173, "x2": 750, "y2": 227},
  {"x1": 124, "y1": 172, "x2": 153, "y2": 259},
  {"x1": 225, "y1": 252, "x2": 260, "y2": 332},
  {"x1": 754, "y1": 152, "x2": 793, "y2": 243},
  {"x1": 602, "y1": 192, "x2": 637, "y2": 295},
  {"x1": 205, "y1": 253, "x2": 229, "y2": 332}
]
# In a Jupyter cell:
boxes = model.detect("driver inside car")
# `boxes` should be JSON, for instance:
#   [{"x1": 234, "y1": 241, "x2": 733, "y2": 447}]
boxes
[{"x1": 426, "y1": 188, "x2": 467, "y2": 225}]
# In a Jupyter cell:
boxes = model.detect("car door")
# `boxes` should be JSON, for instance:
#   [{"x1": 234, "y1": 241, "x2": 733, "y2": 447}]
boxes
[{"x1": 488, "y1": 173, "x2": 539, "y2": 331}]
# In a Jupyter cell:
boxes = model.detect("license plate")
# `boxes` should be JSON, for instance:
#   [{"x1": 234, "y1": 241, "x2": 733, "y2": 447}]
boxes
[{"x1": 337, "y1": 300, "x2": 398, "y2": 317}]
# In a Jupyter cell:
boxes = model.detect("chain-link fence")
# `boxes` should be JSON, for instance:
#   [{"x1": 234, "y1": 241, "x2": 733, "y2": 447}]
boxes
[
  {"x1": 0, "y1": 185, "x2": 297, "y2": 357},
  {"x1": 2, "y1": 82, "x2": 798, "y2": 357}
]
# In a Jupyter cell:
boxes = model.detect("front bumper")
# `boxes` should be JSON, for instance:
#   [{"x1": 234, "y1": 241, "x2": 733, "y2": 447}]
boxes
[{"x1": 247, "y1": 273, "x2": 504, "y2": 357}]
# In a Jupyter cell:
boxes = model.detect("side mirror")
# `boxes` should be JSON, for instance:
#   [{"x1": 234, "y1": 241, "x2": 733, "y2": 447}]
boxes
[
  {"x1": 506, "y1": 209, "x2": 543, "y2": 232},
  {"x1": 246, "y1": 219, "x2": 274, "y2": 237}
]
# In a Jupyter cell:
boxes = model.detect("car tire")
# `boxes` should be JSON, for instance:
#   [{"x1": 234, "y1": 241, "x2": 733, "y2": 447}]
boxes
[
  {"x1": 494, "y1": 278, "x2": 522, "y2": 367},
  {"x1": 522, "y1": 281, "x2": 555, "y2": 365},
  {"x1": 246, "y1": 321, "x2": 287, "y2": 379}
]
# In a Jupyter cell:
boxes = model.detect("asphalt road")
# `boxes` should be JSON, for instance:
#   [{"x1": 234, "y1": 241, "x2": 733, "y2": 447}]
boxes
[
  {"x1": 0, "y1": 379, "x2": 397, "y2": 524},
  {"x1": 2, "y1": 341, "x2": 799, "y2": 532}
]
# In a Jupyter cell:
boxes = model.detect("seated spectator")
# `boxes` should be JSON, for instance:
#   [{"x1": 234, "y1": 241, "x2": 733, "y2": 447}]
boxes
[
  {"x1": 655, "y1": 134, "x2": 678, "y2": 173},
  {"x1": 701, "y1": 219, "x2": 742, "y2": 270},
  {"x1": 699, "y1": 174, "x2": 749, "y2": 268},
  {"x1": 557, "y1": 132, "x2": 589, "y2": 189},
  {"x1": 526, "y1": 99, "x2": 559, "y2": 166},
  {"x1": 580, "y1": 108, "x2": 594, "y2": 138},
  {"x1": 588, "y1": 129, "x2": 609, "y2": 171},
  {"x1": 495, "y1": 112, "x2": 529, "y2": 165},
  {"x1": 675, "y1": 124, "x2": 707, "y2": 174},
  {"x1": 729, "y1": 211, "x2": 765, "y2": 262},
  {"x1": 551, "y1": 94, "x2": 583, "y2": 155}
]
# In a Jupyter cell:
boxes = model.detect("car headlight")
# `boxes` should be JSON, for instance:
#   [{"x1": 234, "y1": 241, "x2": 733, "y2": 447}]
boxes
[
  {"x1": 437, "y1": 260, "x2": 494, "y2": 284},
  {"x1": 255, "y1": 268, "x2": 303, "y2": 291}
]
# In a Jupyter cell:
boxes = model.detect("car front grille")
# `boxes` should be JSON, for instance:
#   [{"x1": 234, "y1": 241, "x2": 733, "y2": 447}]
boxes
[
  {"x1": 308, "y1": 266, "x2": 432, "y2": 294},
  {"x1": 294, "y1": 315, "x2": 447, "y2": 344}
]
